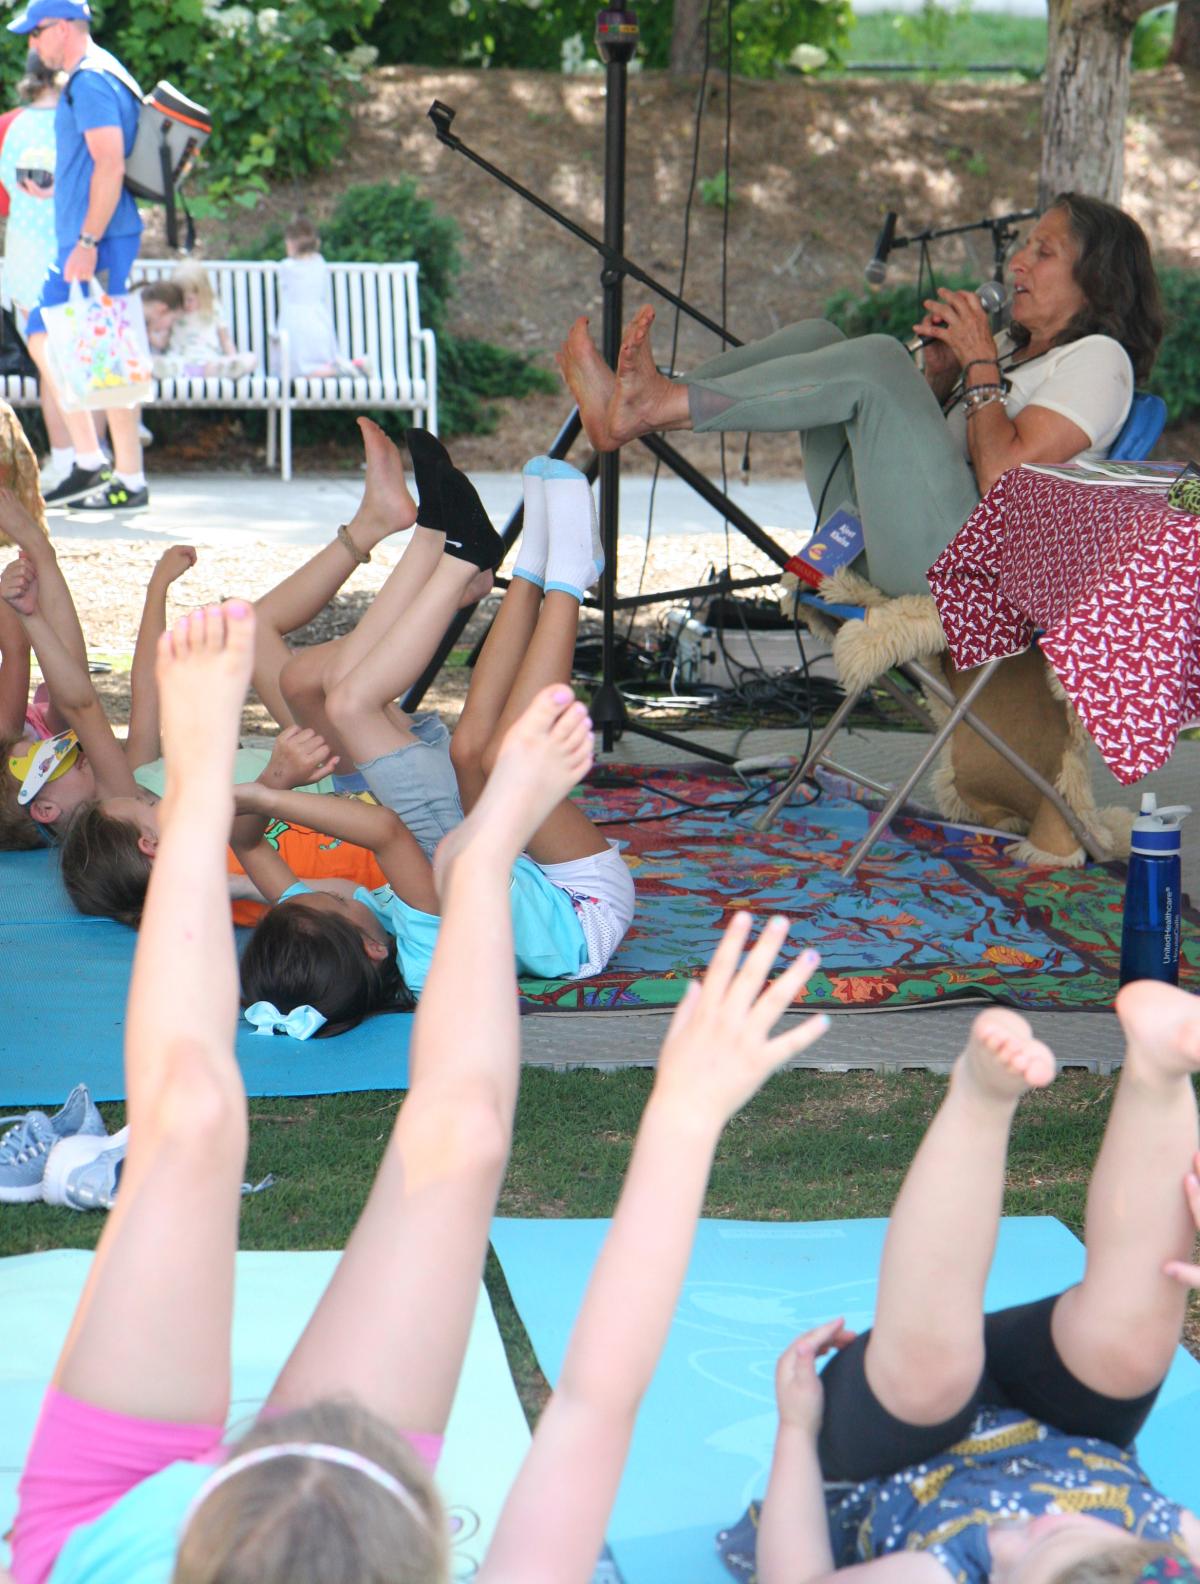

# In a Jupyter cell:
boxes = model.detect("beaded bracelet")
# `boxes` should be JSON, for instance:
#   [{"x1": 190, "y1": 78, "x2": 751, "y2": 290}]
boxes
[
  {"x1": 336, "y1": 523, "x2": 371, "y2": 565},
  {"x1": 963, "y1": 382, "x2": 1006, "y2": 410},
  {"x1": 965, "y1": 390, "x2": 1007, "y2": 418}
]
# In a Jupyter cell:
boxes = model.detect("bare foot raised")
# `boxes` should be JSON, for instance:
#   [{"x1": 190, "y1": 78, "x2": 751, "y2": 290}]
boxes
[
  {"x1": 605, "y1": 305, "x2": 692, "y2": 446},
  {"x1": 1115, "y1": 980, "x2": 1200, "y2": 1081},
  {"x1": 349, "y1": 416, "x2": 419, "y2": 549},
  {"x1": 955, "y1": 1007, "x2": 1056, "y2": 1102},
  {"x1": 156, "y1": 600, "x2": 257, "y2": 794},
  {"x1": 556, "y1": 317, "x2": 618, "y2": 450},
  {"x1": 433, "y1": 683, "x2": 593, "y2": 891}
]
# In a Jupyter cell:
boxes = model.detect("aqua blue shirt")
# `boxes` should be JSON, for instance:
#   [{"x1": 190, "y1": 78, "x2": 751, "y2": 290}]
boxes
[
  {"x1": 55, "y1": 49, "x2": 142, "y2": 250},
  {"x1": 282, "y1": 855, "x2": 588, "y2": 997},
  {"x1": 48, "y1": 1461, "x2": 208, "y2": 1584}
]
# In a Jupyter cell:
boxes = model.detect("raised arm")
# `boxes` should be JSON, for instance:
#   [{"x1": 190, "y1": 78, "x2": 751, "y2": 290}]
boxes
[
  {"x1": 125, "y1": 546, "x2": 197, "y2": 769},
  {"x1": 232, "y1": 780, "x2": 438, "y2": 913},
  {"x1": 0, "y1": 558, "x2": 137, "y2": 799},
  {"x1": 480, "y1": 917, "x2": 830, "y2": 1584},
  {"x1": 0, "y1": 592, "x2": 32, "y2": 739}
]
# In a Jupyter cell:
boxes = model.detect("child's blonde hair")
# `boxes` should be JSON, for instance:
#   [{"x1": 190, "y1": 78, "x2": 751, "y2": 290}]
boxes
[
  {"x1": 172, "y1": 261, "x2": 218, "y2": 318},
  {"x1": 0, "y1": 736, "x2": 44, "y2": 851},
  {"x1": 174, "y1": 1400, "x2": 449, "y2": 1584},
  {"x1": 284, "y1": 214, "x2": 320, "y2": 256}
]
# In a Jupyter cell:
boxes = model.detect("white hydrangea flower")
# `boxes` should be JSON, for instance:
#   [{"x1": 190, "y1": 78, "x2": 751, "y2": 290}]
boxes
[
  {"x1": 449, "y1": 0, "x2": 469, "y2": 14},
  {"x1": 345, "y1": 44, "x2": 379, "y2": 70},
  {"x1": 212, "y1": 4, "x2": 254, "y2": 35},
  {"x1": 561, "y1": 31, "x2": 587, "y2": 72},
  {"x1": 788, "y1": 42, "x2": 829, "y2": 71},
  {"x1": 257, "y1": 7, "x2": 281, "y2": 33}
]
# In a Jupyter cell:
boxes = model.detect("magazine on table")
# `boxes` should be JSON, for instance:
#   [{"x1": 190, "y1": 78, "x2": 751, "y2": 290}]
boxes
[{"x1": 1021, "y1": 458, "x2": 1178, "y2": 488}]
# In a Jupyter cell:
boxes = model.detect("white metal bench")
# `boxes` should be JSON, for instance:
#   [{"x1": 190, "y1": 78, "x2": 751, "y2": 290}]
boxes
[{"x1": 0, "y1": 258, "x2": 438, "y2": 481}]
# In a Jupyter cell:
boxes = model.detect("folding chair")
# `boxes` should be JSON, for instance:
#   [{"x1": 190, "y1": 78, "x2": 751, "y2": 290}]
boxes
[{"x1": 755, "y1": 392, "x2": 1168, "y2": 877}]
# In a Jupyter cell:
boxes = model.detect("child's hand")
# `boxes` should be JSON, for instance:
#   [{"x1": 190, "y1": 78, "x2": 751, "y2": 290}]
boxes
[
  {"x1": 1164, "y1": 1151, "x2": 1200, "y2": 1290},
  {"x1": 261, "y1": 724, "x2": 339, "y2": 790},
  {"x1": 0, "y1": 554, "x2": 38, "y2": 618},
  {"x1": 652, "y1": 912, "x2": 828, "y2": 1127},
  {"x1": 0, "y1": 489, "x2": 44, "y2": 553},
  {"x1": 154, "y1": 545, "x2": 198, "y2": 585},
  {"x1": 775, "y1": 1319, "x2": 857, "y2": 1435}
]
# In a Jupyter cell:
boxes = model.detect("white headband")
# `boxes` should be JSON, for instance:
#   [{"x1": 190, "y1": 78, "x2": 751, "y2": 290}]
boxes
[{"x1": 181, "y1": 1440, "x2": 428, "y2": 1533}]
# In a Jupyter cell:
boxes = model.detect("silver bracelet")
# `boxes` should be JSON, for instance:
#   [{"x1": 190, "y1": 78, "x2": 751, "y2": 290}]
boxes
[{"x1": 965, "y1": 390, "x2": 1007, "y2": 418}]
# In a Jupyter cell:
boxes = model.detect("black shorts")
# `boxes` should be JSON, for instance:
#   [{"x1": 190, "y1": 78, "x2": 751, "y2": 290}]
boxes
[{"x1": 817, "y1": 1293, "x2": 1165, "y2": 1483}]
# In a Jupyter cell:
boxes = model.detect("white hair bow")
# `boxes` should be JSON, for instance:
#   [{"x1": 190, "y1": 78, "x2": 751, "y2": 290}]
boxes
[{"x1": 243, "y1": 1001, "x2": 327, "y2": 1040}]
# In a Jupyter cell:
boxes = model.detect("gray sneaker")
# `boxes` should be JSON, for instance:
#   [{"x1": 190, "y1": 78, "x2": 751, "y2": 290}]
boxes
[
  {"x1": 44, "y1": 1125, "x2": 129, "y2": 1211},
  {"x1": 0, "y1": 1085, "x2": 108, "y2": 1203}
]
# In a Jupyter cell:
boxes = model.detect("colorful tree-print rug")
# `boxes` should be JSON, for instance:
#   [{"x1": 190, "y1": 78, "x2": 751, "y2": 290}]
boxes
[{"x1": 519, "y1": 766, "x2": 1199, "y2": 1014}]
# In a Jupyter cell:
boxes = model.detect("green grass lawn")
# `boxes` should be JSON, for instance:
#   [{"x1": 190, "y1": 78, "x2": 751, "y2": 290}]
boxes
[
  {"x1": 5, "y1": 1068, "x2": 1198, "y2": 1408},
  {"x1": 842, "y1": 9, "x2": 1048, "y2": 73}
]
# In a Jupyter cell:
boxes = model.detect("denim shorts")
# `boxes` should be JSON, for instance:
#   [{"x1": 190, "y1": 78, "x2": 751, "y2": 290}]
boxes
[{"x1": 356, "y1": 712, "x2": 464, "y2": 859}]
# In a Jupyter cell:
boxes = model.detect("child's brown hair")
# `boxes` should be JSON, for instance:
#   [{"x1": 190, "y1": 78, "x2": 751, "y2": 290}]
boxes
[
  {"x1": 284, "y1": 214, "x2": 320, "y2": 256},
  {"x1": 59, "y1": 802, "x2": 152, "y2": 926},
  {"x1": 0, "y1": 736, "x2": 44, "y2": 851},
  {"x1": 139, "y1": 281, "x2": 185, "y2": 312}
]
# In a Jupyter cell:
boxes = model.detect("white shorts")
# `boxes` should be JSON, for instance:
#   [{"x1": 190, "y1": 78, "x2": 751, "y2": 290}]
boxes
[{"x1": 535, "y1": 840, "x2": 635, "y2": 978}]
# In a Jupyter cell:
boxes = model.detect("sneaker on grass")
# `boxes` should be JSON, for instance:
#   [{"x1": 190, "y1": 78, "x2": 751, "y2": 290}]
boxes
[
  {"x1": 71, "y1": 479, "x2": 149, "y2": 513},
  {"x1": 43, "y1": 1125, "x2": 129, "y2": 1211},
  {"x1": 42, "y1": 463, "x2": 112, "y2": 509},
  {"x1": 0, "y1": 1085, "x2": 108, "y2": 1203}
]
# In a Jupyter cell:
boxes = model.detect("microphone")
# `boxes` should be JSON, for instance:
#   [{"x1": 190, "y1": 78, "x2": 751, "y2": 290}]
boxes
[
  {"x1": 908, "y1": 281, "x2": 1012, "y2": 350},
  {"x1": 864, "y1": 211, "x2": 898, "y2": 286}
]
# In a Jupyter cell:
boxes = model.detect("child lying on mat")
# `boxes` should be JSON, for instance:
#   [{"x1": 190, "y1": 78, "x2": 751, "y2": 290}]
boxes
[
  {"x1": 7, "y1": 595, "x2": 829, "y2": 1584},
  {"x1": 233, "y1": 429, "x2": 635, "y2": 1034},
  {"x1": 719, "y1": 999, "x2": 1200, "y2": 1584},
  {"x1": 0, "y1": 488, "x2": 414, "y2": 922}
]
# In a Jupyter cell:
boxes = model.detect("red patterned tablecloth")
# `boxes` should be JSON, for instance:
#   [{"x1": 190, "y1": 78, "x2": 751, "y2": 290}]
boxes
[{"x1": 927, "y1": 466, "x2": 1200, "y2": 785}]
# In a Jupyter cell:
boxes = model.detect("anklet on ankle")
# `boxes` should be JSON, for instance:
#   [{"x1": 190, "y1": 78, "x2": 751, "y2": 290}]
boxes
[{"x1": 336, "y1": 524, "x2": 371, "y2": 564}]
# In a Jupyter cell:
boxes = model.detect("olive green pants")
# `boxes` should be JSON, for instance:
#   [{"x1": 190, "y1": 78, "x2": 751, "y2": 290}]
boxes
[{"x1": 684, "y1": 320, "x2": 980, "y2": 596}]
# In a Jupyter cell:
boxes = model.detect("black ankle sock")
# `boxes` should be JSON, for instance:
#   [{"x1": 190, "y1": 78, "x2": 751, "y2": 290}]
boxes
[
  {"x1": 437, "y1": 462, "x2": 504, "y2": 571},
  {"x1": 405, "y1": 428, "x2": 452, "y2": 531}
]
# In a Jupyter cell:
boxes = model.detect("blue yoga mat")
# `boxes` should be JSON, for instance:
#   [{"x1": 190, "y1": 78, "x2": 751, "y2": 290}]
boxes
[
  {"x1": 0, "y1": 1249, "x2": 530, "y2": 1576},
  {"x1": 0, "y1": 850, "x2": 411, "y2": 1104},
  {"x1": 491, "y1": 1215, "x2": 1200, "y2": 1584}
]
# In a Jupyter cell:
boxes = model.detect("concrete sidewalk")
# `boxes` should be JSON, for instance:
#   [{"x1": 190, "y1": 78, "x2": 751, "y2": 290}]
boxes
[{"x1": 47, "y1": 470, "x2": 816, "y2": 549}]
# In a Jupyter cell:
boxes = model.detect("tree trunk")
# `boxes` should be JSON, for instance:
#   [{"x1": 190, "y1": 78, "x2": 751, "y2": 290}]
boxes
[
  {"x1": 1040, "y1": 0, "x2": 1140, "y2": 204},
  {"x1": 669, "y1": 0, "x2": 711, "y2": 77},
  {"x1": 1169, "y1": 0, "x2": 1200, "y2": 66}
]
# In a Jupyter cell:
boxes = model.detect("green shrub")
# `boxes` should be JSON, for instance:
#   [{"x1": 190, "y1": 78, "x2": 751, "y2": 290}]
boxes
[
  {"x1": 237, "y1": 181, "x2": 556, "y2": 435},
  {"x1": 827, "y1": 269, "x2": 1200, "y2": 427},
  {"x1": 1132, "y1": 5, "x2": 1175, "y2": 69},
  {"x1": 1147, "y1": 268, "x2": 1200, "y2": 425},
  {"x1": 75, "y1": 0, "x2": 381, "y2": 201},
  {"x1": 367, "y1": 0, "x2": 849, "y2": 77}
]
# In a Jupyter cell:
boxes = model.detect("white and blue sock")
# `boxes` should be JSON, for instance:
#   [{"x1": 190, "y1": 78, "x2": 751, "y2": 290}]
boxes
[
  {"x1": 512, "y1": 456, "x2": 549, "y2": 589},
  {"x1": 543, "y1": 460, "x2": 603, "y2": 602}
]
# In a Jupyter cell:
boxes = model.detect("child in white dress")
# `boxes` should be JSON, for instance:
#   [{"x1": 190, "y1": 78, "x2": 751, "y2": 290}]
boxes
[
  {"x1": 276, "y1": 214, "x2": 369, "y2": 379},
  {"x1": 167, "y1": 261, "x2": 256, "y2": 380}
]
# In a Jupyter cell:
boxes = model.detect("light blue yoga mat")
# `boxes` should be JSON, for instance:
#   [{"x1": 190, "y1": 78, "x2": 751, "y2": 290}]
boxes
[
  {"x1": 0, "y1": 850, "x2": 411, "y2": 1104},
  {"x1": 492, "y1": 1215, "x2": 1200, "y2": 1584},
  {"x1": 0, "y1": 1249, "x2": 530, "y2": 1576}
]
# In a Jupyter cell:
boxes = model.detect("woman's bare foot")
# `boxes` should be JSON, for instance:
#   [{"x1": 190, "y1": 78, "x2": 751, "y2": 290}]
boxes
[
  {"x1": 348, "y1": 417, "x2": 420, "y2": 550},
  {"x1": 954, "y1": 1007, "x2": 1056, "y2": 1102},
  {"x1": 556, "y1": 317, "x2": 618, "y2": 450},
  {"x1": 1115, "y1": 981, "x2": 1200, "y2": 1082},
  {"x1": 605, "y1": 305, "x2": 692, "y2": 446},
  {"x1": 156, "y1": 600, "x2": 256, "y2": 797},
  {"x1": 433, "y1": 684, "x2": 593, "y2": 892}
]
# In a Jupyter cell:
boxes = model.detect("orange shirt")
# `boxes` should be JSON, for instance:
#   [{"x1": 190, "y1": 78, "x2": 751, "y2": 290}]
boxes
[{"x1": 226, "y1": 817, "x2": 387, "y2": 926}]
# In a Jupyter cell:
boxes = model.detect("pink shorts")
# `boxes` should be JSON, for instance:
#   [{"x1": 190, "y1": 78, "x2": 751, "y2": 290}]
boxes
[{"x1": 10, "y1": 1388, "x2": 444, "y2": 1584}]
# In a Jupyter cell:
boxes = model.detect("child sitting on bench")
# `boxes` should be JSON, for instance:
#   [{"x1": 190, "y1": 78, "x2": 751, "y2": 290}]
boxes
[
  {"x1": 8, "y1": 593, "x2": 829, "y2": 1584},
  {"x1": 722, "y1": 999, "x2": 1200, "y2": 1584},
  {"x1": 234, "y1": 431, "x2": 635, "y2": 1031}
]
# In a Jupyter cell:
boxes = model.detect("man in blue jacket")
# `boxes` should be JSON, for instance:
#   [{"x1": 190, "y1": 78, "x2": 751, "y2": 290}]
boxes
[{"x1": 9, "y1": 0, "x2": 148, "y2": 511}]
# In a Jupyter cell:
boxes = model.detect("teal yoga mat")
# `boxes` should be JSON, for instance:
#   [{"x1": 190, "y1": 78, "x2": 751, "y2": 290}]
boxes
[
  {"x1": 0, "y1": 850, "x2": 411, "y2": 1103},
  {"x1": 0, "y1": 1249, "x2": 530, "y2": 1576},
  {"x1": 491, "y1": 1215, "x2": 1200, "y2": 1584}
]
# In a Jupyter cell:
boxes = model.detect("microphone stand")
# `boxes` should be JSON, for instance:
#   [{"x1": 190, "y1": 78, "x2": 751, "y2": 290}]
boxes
[
  {"x1": 887, "y1": 208, "x2": 1036, "y2": 284},
  {"x1": 413, "y1": 10, "x2": 795, "y2": 764}
]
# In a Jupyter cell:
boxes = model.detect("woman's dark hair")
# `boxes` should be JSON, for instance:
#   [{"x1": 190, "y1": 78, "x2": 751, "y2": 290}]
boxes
[
  {"x1": 1012, "y1": 193, "x2": 1163, "y2": 382},
  {"x1": 59, "y1": 802, "x2": 152, "y2": 927},
  {"x1": 239, "y1": 901, "x2": 414, "y2": 1038}
]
